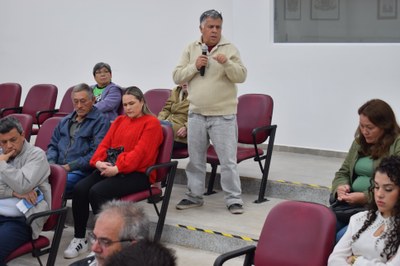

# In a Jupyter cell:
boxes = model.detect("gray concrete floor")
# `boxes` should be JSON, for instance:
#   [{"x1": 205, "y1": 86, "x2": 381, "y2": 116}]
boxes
[
  {"x1": 7, "y1": 226, "x2": 244, "y2": 266},
  {"x1": 6, "y1": 150, "x2": 343, "y2": 266}
]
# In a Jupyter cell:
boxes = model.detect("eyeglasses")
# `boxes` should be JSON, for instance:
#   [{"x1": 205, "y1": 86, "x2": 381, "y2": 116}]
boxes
[
  {"x1": 88, "y1": 232, "x2": 133, "y2": 249},
  {"x1": 95, "y1": 70, "x2": 110, "y2": 75}
]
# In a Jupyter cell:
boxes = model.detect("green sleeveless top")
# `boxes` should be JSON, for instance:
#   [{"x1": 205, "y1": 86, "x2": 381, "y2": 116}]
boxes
[{"x1": 352, "y1": 156, "x2": 373, "y2": 192}]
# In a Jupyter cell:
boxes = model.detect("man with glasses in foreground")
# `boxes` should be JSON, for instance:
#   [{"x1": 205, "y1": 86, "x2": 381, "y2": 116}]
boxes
[{"x1": 69, "y1": 200, "x2": 149, "y2": 266}]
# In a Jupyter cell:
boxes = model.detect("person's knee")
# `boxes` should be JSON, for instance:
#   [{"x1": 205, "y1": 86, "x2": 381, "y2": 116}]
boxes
[
  {"x1": 88, "y1": 187, "x2": 107, "y2": 214},
  {"x1": 73, "y1": 181, "x2": 85, "y2": 195},
  {"x1": 88, "y1": 186, "x2": 99, "y2": 202}
]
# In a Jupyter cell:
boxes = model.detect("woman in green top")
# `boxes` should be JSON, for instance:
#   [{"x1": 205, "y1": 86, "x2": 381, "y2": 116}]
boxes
[{"x1": 331, "y1": 99, "x2": 400, "y2": 241}]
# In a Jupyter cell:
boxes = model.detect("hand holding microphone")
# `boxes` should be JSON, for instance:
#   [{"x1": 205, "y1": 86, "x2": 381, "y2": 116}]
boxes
[{"x1": 199, "y1": 44, "x2": 208, "y2": 76}]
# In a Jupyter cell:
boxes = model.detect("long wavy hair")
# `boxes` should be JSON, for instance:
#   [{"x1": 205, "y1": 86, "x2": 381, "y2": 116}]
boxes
[
  {"x1": 352, "y1": 155, "x2": 400, "y2": 260},
  {"x1": 355, "y1": 99, "x2": 400, "y2": 159}
]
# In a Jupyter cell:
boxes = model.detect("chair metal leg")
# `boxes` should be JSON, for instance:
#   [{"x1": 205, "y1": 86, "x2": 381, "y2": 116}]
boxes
[
  {"x1": 153, "y1": 161, "x2": 177, "y2": 242},
  {"x1": 254, "y1": 126, "x2": 276, "y2": 203},
  {"x1": 46, "y1": 207, "x2": 68, "y2": 266}
]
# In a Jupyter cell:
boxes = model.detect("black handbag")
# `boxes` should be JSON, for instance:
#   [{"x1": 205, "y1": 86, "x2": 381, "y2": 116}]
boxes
[
  {"x1": 329, "y1": 194, "x2": 365, "y2": 224},
  {"x1": 106, "y1": 146, "x2": 124, "y2": 165}
]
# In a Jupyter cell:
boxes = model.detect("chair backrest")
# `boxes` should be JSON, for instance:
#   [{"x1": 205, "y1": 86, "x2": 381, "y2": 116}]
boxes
[
  {"x1": 0, "y1": 82, "x2": 22, "y2": 117},
  {"x1": 117, "y1": 87, "x2": 125, "y2": 115},
  {"x1": 22, "y1": 84, "x2": 58, "y2": 124},
  {"x1": 144, "y1": 89, "x2": 171, "y2": 115},
  {"x1": 237, "y1": 94, "x2": 274, "y2": 144},
  {"x1": 43, "y1": 164, "x2": 67, "y2": 231},
  {"x1": 57, "y1": 86, "x2": 74, "y2": 115},
  {"x1": 255, "y1": 201, "x2": 336, "y2": 266},
  {"x1": 35, "y1": 117, "x2": 63, "y2": 151},
  {"x1": 154, "y1": 124, "x2": 174, "y2": 184},
  {"x1": 117, "y1": 101, "x2": 124, "y2": 115},
  {"x1": 8, "y1": 113, "x2": 33, "y2": 142}
]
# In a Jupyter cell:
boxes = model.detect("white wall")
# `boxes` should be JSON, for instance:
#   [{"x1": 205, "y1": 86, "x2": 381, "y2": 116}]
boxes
[{"x1": 1, "y1": 0, "x2": 399, "y2": 152}]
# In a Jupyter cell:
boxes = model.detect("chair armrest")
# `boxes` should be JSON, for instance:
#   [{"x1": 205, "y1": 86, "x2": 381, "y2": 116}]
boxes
[
  {"x1": 252, "y1": 124, "x2": 277, "y2": 142},
  {"x1": 26, "y1": 206, "x2": 68, "y2": 225},
  {"x1": 0, "y1": 106, "x2": 22, "y2": 117},
  {"x1": 251, "y1": 124, "x2": 277, "y2": 160},
  {"x1": 145, "y1": 160, "x2": 178, "y2": 242},
  {"x1": 213, "y1": 245, "x2": 256, "y2": 266},
  {"x1": 36, "y1": 109, "x2": 59, "y2": 126},
  {"x1": 145, "y1": 161, "x2": 178, "y2": 177}
]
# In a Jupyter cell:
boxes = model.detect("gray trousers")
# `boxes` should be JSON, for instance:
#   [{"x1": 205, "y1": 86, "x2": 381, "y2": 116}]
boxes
[{"x1": 185, "y1": 112, "x2": 243, "y2": 207}]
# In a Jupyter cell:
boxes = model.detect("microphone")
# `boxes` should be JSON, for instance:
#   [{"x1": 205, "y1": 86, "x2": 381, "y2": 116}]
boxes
[{"x1": 200, "y1": 44, "x2": 208, "y2": 76}]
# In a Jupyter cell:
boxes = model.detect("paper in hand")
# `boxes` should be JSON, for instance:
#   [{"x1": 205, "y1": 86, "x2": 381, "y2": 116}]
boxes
[{"x1": 16, "y1": 188, "x2": 44, "y2": 214}]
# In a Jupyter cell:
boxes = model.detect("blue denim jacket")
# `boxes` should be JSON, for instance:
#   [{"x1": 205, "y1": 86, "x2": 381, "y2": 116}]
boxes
[{"x1": 47, "y1": 106, "x2": 109, "y2": 174}]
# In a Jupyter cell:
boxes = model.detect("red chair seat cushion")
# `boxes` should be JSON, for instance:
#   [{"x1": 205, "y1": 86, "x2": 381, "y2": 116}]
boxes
[
  {"x1": 206, "y1": 145, "x2": 264, "y2": 165},
  {"x1": 237, "y1": 146, "x2": 264, "y2": 163},
  {"x1": 6, "y1": 236, "x2": 50, "y2": 261},
  {"x1": 172, "y1": 147, "x2": 189, "y2": 159}
]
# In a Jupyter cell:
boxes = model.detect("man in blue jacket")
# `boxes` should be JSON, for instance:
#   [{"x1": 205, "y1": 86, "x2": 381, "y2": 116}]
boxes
[{"x1": 47, "y1": 83, "x2": 109, "y2": 194}]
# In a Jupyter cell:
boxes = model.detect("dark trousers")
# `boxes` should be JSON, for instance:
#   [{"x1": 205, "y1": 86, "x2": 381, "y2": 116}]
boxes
[
  {"x1": 72, "y1": 170, "x2": 149, "y2": 238},
  {"x1": 0, "y1": 215, "x2": 30, "y2": 265}
]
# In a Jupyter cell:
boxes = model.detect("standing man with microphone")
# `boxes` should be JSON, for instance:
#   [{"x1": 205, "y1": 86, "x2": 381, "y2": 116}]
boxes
[
  {"x1": 173, "y1": 9, "x2": 247, "y2": 214},
  {"x1": 200, "y1": 44, "x2": 208, "y2": 76}
]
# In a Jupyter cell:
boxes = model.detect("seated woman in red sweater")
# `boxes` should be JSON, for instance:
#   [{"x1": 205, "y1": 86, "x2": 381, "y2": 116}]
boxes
[{"x1": 64, "y1": 86, "x2": 163, "y2": 260}]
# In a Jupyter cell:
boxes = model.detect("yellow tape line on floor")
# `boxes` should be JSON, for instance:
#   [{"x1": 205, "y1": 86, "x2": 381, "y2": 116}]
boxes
[
  {"x1": 177, "y1": 224, "x2": 258, "y2": 242},
  {"x1": 275, "y1": 179, "x2": 331, "y2": 190}
]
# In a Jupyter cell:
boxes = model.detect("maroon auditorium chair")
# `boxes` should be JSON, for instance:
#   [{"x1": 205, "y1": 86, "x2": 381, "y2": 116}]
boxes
[
  {"x1": 2, "y1": 84, "x2": 58, "y2": 135},
  {"x1": 121, "y1": 124, "x2": 177, "y2": 242},
  {"x1": 0, "y1": 82, "x2": 22, "y2": 117},
  {"x1": 8, "y1": 113, "x2": 33, "y2": 142},
  {"x1": 205, "y1": 94, "x2": 277, "y2": 203},
  {"x1": 5, "y1": 164, "x2": 68, "y2": 266},
  {"x1": 144, "y1": 88, "x2": 171, "y2": 115},
  {"x1": 53, "y1": 86, "x2": 74, "y2": 118},
  {"x1": 34, "y1": 116, "x2": 63, "y2": 151},
  {"x1": 214, "y1": 201, "x2": 336, "y2": 266}
]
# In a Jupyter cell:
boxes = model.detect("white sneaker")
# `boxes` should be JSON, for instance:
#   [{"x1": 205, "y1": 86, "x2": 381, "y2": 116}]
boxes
[{"x1": 64, "y1": 238, "x2": 88, "y2": 259}]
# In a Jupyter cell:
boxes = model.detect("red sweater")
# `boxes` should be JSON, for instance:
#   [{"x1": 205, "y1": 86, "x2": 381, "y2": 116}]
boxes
[{"x1": 90, "y1": 114, "x2": 163, "y2": 183}]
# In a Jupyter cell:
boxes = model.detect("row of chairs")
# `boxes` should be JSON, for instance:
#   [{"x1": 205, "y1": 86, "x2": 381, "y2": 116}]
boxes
[
  {"x1": 0, "y1": 83, "x2": 76, "y2": 135},
  {"x1": 144, "y1": 89, "x2": 278, "y2": 203},
  {"x1": 5, "y1": 115, "x2": 178, "y2": 265},
  {"x1": 4, "y1": 85, "x2": 276, "y2": 264}
]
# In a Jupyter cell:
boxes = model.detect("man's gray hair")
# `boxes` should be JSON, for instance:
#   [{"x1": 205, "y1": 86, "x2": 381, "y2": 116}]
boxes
[
  {"x1": 72, "y1": 83, "x2": 94, "y2": 99},
  {"x1": 200, "y1": 9, "x2": 223, "y2": 27},
  {"x1": 0, "y1": 116, "x2": 24, "y2": 134},
  {"x1": 96, "y1": 200, "x2": 150, "y2": 242}
]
